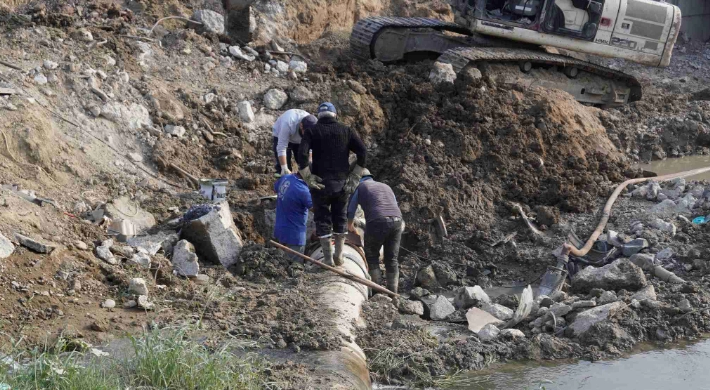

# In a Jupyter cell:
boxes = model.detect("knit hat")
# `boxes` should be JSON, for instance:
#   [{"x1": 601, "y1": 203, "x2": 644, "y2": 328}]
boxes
[{"x1": 301, "y1": 115, "x2": 317, "y2": 130}]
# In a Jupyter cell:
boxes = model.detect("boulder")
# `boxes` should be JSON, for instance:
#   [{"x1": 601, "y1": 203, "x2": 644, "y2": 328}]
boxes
[
  {"x1": 331, "y1": 84, "x2": 362, "y2": 116},
  {"x1": 421, "y1": 295, "x2": 455, "y2": 321},
  {"x1": 429, "y1": 62, "x2": 456, "y2": 84},
  {"x1": 482, "y1": 302, "x2": 514, "y2": 321},
  {"x1": 416, "y1": 265, "x2": 439, "y2": 288},
  {"x1": 0, "y1": 233, "x2": 14, "y2": 259},
  {"x1": 290, "y1": 86, "x2": 314, "y2": 102},
  {"x1": 128, "y1": 278, "x2": 149, "y2": 296},
  {"x1": 104, "y1": 197, "x2": 156, "y2": 234},
  {"x1": 453, "y1": 285, "x2": 490, "y2": 309},
  {"x1": 631, "y1": 285, "x2": 656, "y2": 301},
  {"x1": 180, "y1": 202, "x2": 243, "y2": 268},
  {"x1": 571, "y1": 259, "x2": 647, "y2": 293},
  {"x1": 566, "y1": 302, "x2": 627, "y2": 337},
  {"x1": 398, "y1": 299, "x2": 425, "y2": 316},
  {"x1": 466, "y1": 307, "x2": 503, "y2": 333},
  {"x1": 477, "y1": 323, "x2": 500, "y2": 341},
  {"x1": 499, "y1": 328, "x2": 526, "y2": 340},
  {"x1": 171, "y1": 240, "x2": 200, "y2": 277},
  {"x1": 263, "y1": 89, "x2": 288, "y2": 109},
  {"x1": 237, "y1": 100, "x2": 255, "y2": 123},
  {"x1": 15, "y1": 233, "x2": 56, "y2": 254},
  {"x1": 191, "y1": 10, "x2": 225, "y2": 34},
  {"x1": 622, "y1": 238, "x2": 648, "y2": 257}
]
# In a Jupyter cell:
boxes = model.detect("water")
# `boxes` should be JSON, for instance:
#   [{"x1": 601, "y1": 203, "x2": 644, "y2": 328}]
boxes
[
  {"x1": 637, "y1": 155, "x2": 710, "y2": 181},
  {"x1": 447, "y1": 338, "x2": 710, "y2": 389}
]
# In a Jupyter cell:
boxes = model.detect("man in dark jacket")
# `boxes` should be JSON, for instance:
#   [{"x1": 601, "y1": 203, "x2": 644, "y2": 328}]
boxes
[
  {"x1": 346, "y1": 170, "x2": 404, "y2": 293},
  {"x1": 297, "y1": 102, "x2": 367, "y2": 266}
]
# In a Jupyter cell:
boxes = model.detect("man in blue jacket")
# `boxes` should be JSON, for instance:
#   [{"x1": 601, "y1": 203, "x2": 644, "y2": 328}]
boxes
[
  {"x1": 273, "y1": 172, "x2": 313, "y2": 262},
  {"x1": 347, "y1": 169, "x2": 403, "y2": 293}
]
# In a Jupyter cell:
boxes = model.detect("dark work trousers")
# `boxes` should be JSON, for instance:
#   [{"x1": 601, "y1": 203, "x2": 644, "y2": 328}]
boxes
[
  {"x1": 364, "y1": 217, "x2": 404, "y2": 274},
  {"x1": 311, "y1": 180, "x2": 348, "y2": 237},
  {"x1": 272, "y1": 137, "x2": 300, "y2": 174}
]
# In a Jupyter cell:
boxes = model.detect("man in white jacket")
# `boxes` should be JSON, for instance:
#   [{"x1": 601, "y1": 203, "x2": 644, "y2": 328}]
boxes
[{"x1": 272, "y1": 109, "x2": 317, "y2": 177}]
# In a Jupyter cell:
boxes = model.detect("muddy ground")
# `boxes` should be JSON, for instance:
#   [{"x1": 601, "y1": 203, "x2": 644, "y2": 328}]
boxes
[{"x1": 2, "y1": 0, "x2": 710, "y2": 388}]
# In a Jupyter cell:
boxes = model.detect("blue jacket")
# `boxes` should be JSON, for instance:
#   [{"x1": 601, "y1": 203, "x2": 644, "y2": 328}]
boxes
[{"x1": 274, "y1": 174, "x2": 313, "y2": 246}]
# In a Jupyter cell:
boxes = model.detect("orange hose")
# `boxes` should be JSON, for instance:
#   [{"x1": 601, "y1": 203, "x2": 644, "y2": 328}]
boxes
[{"x1": 563, "y1": 166, "x2": 710, "y2": 257}]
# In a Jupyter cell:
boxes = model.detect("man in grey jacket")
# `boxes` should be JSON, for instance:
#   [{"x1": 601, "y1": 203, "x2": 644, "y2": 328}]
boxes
[{"x1": 272, "y1": 109, "x2": 317, "y2": 177}]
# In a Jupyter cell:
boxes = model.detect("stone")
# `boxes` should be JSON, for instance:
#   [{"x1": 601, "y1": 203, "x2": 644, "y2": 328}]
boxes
[
  {"x1": 263, "y1": 89, "x2": 288, "y2": 110},
  {"x1": 631, "y1": 285, "x2": 656, "y2": 301},
  {"x1": 537, "y1": 296, "x2": 554, "y2": 308},
  {"x1": 398, "y1": 299, "x2": 425, "y2": 316},
  {"x1": 655, "y1": 248, "x2": 674, "y2": 262},
  {"x1": 100, "y1": 102, "x2": 152, "y2": 130},
  {"x1": 194, "y1": 274, "x2": 210, "y2": 285},
  {"x1": 237, "y1": 100, "x2": 255, "y2": 123},
  {"x1": 477, "y1": 323, "x2": 500, "y2": 341},
  {"x1": 164, "y1": 125, "x2": 186, "y2": 137},
  {"x1": 499, "y1": 328, "x2": 525, "y2": 340},
  {"x1": 629, "y1": 253, "x2": 655, "y2": 271},
  {"x1": 127, "y1": 232, "x2": 179, "y2": 256},
  {"x1": 15, "y1": 233, "x2": 56, "y2": 254},
  {"x1": 409, "y1": 287, "x2": 430, "y2": 299},
  {"x1": 171, "y1": 240, "x2": 200, "y2": 277},
  {"x1": 289, "y1": 59, "x2": 307, "y2": 73},
  {"x1": 597, "y1": 290, "x2": 618, "y2": 305},
  {"x1": 104, "y1": 197, "x2": 156, "y2": 234},
  {"x1": 371, "y1": 294, "x2": 392, "y2": 304},
  {"x1": 275, "y1": 60, "x2": 289, "y2": 73},
  {"x1": 536, "y1": 307, "x2": 549, "y2": 317},
  {"x1": 550, "y1": 291, "x2": 568, "y2": 302},
  {"x1": 33, "y1": 74, "x2": 48, "y2": 85},
  {"x1": 567, "y1": 301, "x2": 627, "y2": 337},
  {"x1": 622, "y1": 238, "x2": 649, "y2": 257},
  {"x1": 74, "y1": 240, "x2": 88, "y2": 251},
  {"x1": 678, "y1": 298, "x2": 692, "y2": 313},
  {"x1": 453, "y1": 286, "x2": 490, "y2": 309},
  {"x1": 290, "y1": 86, "x2": 314, "y2": 102},
  {"x1": 180, "y1": 202, "x2": 243, "y2": 268},
  {"x1": 429, "y1": 62, "x2": 457, "y2": 84},
  {"x1": 128, "y1": 278, "x2": 149, "y2": 296},
  {"x1": 74, "y1": 28, "x2": 93, "y2": 42},
  {"x1": 127, "y1": 153, "x2": 143, "y2": 162},
  {"x1": 191, "y1": 10, "x2": 225, "y2": 34},
  {"x1": 416, "y1": 265, "x2": 439, "y2": 288},
  {"x1": 650, "y1": 199, "x2": 677, "y2": 217},
  {"x1": 130, "y1": 253, "x2": 151, "y2": 268},
  {"x1": 482, "y1": 302, "x2": 514, "y2": 321},
  {"x1": 331, "y1": 85, "x2": 362, "y2": 116},
  {"x1": 43, "y1": 60, "x2": 58, "y2": 70},
  {"x1": 101, "y1": 299, "x2": 116, "y2": 309},
  {"x1": 649, "y1": 218, "x2": 676, "y2": 235},
  {"x1": 572, "y1": 300, "x2": 597, "y2": 309},
  {"x1": 693, "y1": 259, "x2": 708, "y2": 272},
  {"x1": 548, "y1": 302, "x2": 572, "y2": 317},
  {"x1": 123, "y1": 300, "x2": 137, "y2": 309},
  {"x1": 228, "y1": 46, "x2": 255, "y2": 61},
  {"x1": 463, "y1": 67, "x2": 483, "y2": 80},
  {"x1": 421, "y1": 295, "x2": 455, "y2": 321},
  {"x1": 571, "y1": 259, "x2": 647, "y2": 293},
  {"x1": 466, "y1": 307, "x2": 504, "y2": 332},
  {"x1": 347, "y1": 80, "x2": 367, "y2": 95},
  {"x1": 137, "y1": 295, "x2": 155, "y2": 310},
  {"x1": 0, "y1": 233, "x2": 14, "y2": 259},
  {"x1": 96, "y1": 245, "x2": 117, "y2": 265}
]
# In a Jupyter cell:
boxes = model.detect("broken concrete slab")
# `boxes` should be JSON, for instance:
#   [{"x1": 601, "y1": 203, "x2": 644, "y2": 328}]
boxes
[
  {"x1": 0, "y1": 232, "x2": 14, "y2": 259},
  {"x1": 171, "y1": 240, "x2": 199, "y2": 277},
  {"x1": 180, "y1": 202, "x2": 243, "y2": 268},
  {"x1": 454, "y1": 285, "x2": 490, "y2": 309},
  {"x1": 127, "y1": 232, "x2": 179, "y2": 256},
  {"x1": 571, "y1": 258, "x2": 647, "y2": 293},
  {"x1": 14, "y1": 233, "x2": 56, "y2": 254},
  {"x1": 104, "y1": 197, "x2": 156, "y2": 234},
  {"x1": 566, "y1": 301, "x2": 627, "y2": 337},
  {"x1": 420, "y1": 295, "x2": 455, "y2": 321},
  {"x1": 466, "y1": 307, "x2": 504, "y2": 333}
]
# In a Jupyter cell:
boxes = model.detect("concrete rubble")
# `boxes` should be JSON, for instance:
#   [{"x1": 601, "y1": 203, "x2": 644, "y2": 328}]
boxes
[
  {"x1": 466, "y1": 307, "x2": 503, "y2": 333},
  {"x1": 180, "y1": 202, "x2": 243, "y2": 268},
  {"x1": 421, "y1": 295, "x2": 455, "y2": 321},
  {"x1": 171, "y1": 240, "x2": 200, "y2": 277},
  {"x1": 128, "y1": 278, "x2": 149, "y2": 296},
  {"x1": 571, "y1": 259, "x2": 647, "y2": 293},
  {"x1": 14, "y1": 233, "x2": 56, "y2": 254},
  {"x1": 0, "y1": 233, "x2": 14, "y2": 259}
]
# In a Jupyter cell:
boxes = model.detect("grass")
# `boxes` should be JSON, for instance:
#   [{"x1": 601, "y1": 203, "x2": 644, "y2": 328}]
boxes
[{"x1": 0, "y1": 329, "x2": 272, "y2": 390}]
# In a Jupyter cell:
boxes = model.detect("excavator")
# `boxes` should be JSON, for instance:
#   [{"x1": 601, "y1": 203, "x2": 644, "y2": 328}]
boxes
[{"x1": 351, "y1": 0, "x2": 681, "y2": 106}]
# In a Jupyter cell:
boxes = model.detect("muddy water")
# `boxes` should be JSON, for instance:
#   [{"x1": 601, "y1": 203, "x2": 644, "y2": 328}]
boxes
[
  {"x1": 637, "y1": 155, "x2": 710, "y2": 181},
  {"x1": 447, "y1": 338, "x2": 710, "y2": 389}
]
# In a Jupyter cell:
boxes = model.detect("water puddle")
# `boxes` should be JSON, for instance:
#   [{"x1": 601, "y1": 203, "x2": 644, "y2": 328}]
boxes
[
  {"x1": 636, "y1": 155, "x2": 710, "y2": 181},
  {"x1": 444, "y1": 338, "x2": 710, "y2": 389}
]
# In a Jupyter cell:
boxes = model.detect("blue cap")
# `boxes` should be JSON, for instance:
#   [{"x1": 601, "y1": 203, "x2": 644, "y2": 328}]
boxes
[
  {"x1": 301, "y1": 115, "x2": 317, "y2": 130},
  {"x1": 317, "y1": 102, "x2": 336, "y2": 115}
]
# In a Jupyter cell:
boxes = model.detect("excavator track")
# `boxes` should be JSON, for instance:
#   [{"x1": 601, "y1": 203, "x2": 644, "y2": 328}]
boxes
[{"x1": 350, "y1": 16, "x2": 642, "y2": 104}]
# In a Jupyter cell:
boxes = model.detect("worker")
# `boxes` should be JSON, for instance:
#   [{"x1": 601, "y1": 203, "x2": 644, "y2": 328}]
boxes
[
  {"x1": 273, "y1": 172, "x2": 313, "y2": 263},
  {"x1": 272, "y1": 109, "x2": 318, "y2": 177},
  {"x1": 297, "y1": 102, "x2": 367, "y2": 266},
  {"x1": 347, "y1": 170, "x2": 403, "y2": 294}
]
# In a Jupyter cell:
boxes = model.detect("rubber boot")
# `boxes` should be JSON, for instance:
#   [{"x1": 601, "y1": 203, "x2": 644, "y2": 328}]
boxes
[
  {"x1": 333, "y1": 234, "x2": 346, "y2": 266},
  {"x1": 369, "y1": 267, "x2": 383, "y2": 286},
  {"x1": 386, "y1": 270, "x2": 399, "y2": 294},
  {"x1": 319, "y1": 237, "x2": 334, "y2": 266}
]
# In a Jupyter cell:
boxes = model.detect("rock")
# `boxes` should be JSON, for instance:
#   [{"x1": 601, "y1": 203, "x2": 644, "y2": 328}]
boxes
[
  {"x1": 646, "y1": 182, "x2": 661, "y2": 200},
  {"x1": 548, "y1": 302, "x2": 572, "y2": 317},
  {"x1": 164, "y1": 125, "x2": 186, "y2": 137},
  {"x1": 130, "y1": 253, "x2": 151, "y2": 268},
  {"x1": 631, "y1": 285, "x2": 657, "y2": 301},
  {"x1": 398, "y1": 299, "x2": 425, "y2": 316},
  {"x1": 550, "y1": 291, "x2": 568, "y2": 302},
  {"x1": 194, "y1": 274, "x2": 210, "y2": 285},
  {"x1": 567, "y1": 301, "x2": 627, "y2": 337},
  {"x1": 453, "y1": 286, "x2": 490, "y2": 309},
  {"x1": 537, "y1": 296, "x2": 554, "y2": 308},
  {"x1": 101, "y1": 299, "x2": 116, "y2": 309},
  {"x1": 171, "y1": 240, "x2": 200, "y2": 277},
  {"x1": 571, "y1": 259, "x2": 647, "y2": 293},
  {"x1": 15, "y1": 233, "x2": 56, "y2": 254},
  {"x1": 499, "y1": 328, "x2": 526, "y2": 340},
  {"x1": 237, "y1": 100, "x2": 255, "y2": 123},
  {"x1": 649, "y1": 218, "x2": 676, "y2": 235},
  {"x1": 228, "y1": 46, "x2": 255, "y2": 61},
  {"x1": 128, "y1": 153, "x2": 143, "y2": 162},
  {"x1": 290, "y1": 86, "x2": 314, "y2": 102},
  {"x1": 105, "y1": 197, "x2": 156, "y2": 234},
  {"x1": 289, "y1": 59, "x2": 307, "y2": 73},
  {"x1": 263, "y1": 89, "x2": 288, "y2": 110},
  {"x1": 43, "y1": 60, "x2": 58, "y2": 70},
  {"x1": 572, "y1": 300, "x2": 596, "y2": 309},
  {"x1": 655, "y1": 248, "x2": 674, "y2": 262},
  {"x1": 693, "y1": 259, "x2": 708, "y2": 272},
  {"x1": 127, "y1": 232, "x2": 179, "y2": 256},
  {"x1": 347, "y1": 80, "x2": 368, "y2": 95},
  {"x1": 123, "y1": 300, "x2": 137, "y2": 309},
  {"x1": 96, "y1": 245, "x2": 118, "y2": 265},
  {"x1": 416, "y1": 265, "x2": 439, "y2": 288},
  {"x1": 420, "y1": 295, "x2": 456, "y2": 321},
  {"x1": 650, "y1": 199, "x2": 677, "y2": 217},
  {"x1": 275, "y1": 61, "x2": 289, "y2": 73},
  {"x1": 429, "y1": 62, "x2": 457, "y2": 84},
  {"x1": 180, "y1": 202, "x2": 243, "y2": 268},
  {"x1": 477, "y1": 323, "x2": 500, "y2": 341},
  {"x1": 371, "y1": 294, "x2": 392, "y2": 304},
  {"x1": 410, "y1": 287, "x2": 430, "y2": 299},
  {"x1": 482, "y1": 302, "x2": 514, "y2": 320},
  {"x1": 466, "y1": 307, "x2": 504, "y2": 332},
  {"x1": 0, "y1": 233, "x2": 14, "y2": 259},
  {"x1": 100, "y1": 102, "x2": 152, "y2": 130},
  {"x1": 33, "y1": 74, "x2": 48, "y2": 85},
  {"x1": 597, "y1": 290, "x2": 618, "y2": 305},
  {"x1": 678, "y1": 298, "x2": 692, "y2": 313},
  {"x1": 74, "y1": 28, "x2": 93, "y2": 42},
  {"x1": 128, "y1": 278, "x2": 149, "y2": 296},
  {"x1": 137, "y1": 295, "x2": 155, "y2": 310},
  {"x1": 622, "y1": 238, "x2": 649, "y2": 257},
  {"x1": 74, "y1": 240, "x2": 88, "y2": 251},
  {"x1": 629, "y1": 253, "x2": 655, "y2": 271},
  {"x1": 191, "y1": 10, "x2": 225, "y2": 34}
]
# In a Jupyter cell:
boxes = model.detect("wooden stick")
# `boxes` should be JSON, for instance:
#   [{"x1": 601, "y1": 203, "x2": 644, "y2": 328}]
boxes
[
  {"x1": 270, "y1": 240, "x2": 400, "y2": 298},
  {"x1": 169, "y1": 163, "x2": 199, "y2": 185},
  {"x1": 0, "y1": 60, "x2": 23, "y2": 71},
  {"x1": 150, "y1": 16, "x2": 201, "y2": 35}
]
